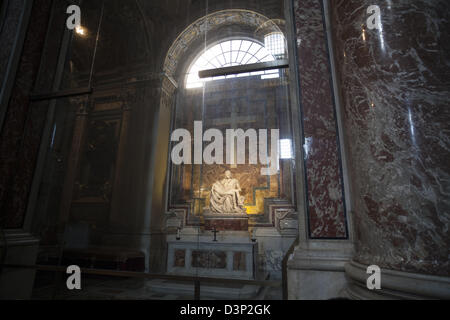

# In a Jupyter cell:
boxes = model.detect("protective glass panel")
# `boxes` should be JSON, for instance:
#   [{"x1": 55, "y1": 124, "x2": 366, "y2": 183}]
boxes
[
  {"x1": 28, "y1": 0, "x2": 295, "y2": 301},
  {"x1": 33, "y1": 1, "x2": 104, "y2": 93}
]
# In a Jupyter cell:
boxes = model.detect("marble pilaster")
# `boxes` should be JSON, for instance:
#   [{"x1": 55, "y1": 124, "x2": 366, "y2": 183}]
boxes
[
  {"x1": 287, "y1": 0, "x2": 353, "y2": 300},
  {"x1": 293, "y1": 0, "x2": 348, "y2": 239}
]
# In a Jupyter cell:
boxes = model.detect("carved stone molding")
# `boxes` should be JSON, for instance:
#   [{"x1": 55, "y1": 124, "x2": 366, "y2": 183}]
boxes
[
  {"x1": 251, "y1": 199, "x2": 297, "y2": 229},
  {"x1": 164, "y1": 209, "x2": 185, "y2": 230},
  {"x1": 274, "y1": 209, "x2": 298, "y2": 235},
  {"x1": 163, "y1": 9, "x2": 285, "y2": 76},
  {"x1": 345, "y1": 260, "x2": 450, "y2": 300},
  {"x1": 160, "y1": 74, "x2": 178, "y2": 111},
  {"x1": 161, "y1": 74, "x2": 178, "y2": 96},
  {"x1": 165, "y1": 203, "x2": 201, "y2": 230}
]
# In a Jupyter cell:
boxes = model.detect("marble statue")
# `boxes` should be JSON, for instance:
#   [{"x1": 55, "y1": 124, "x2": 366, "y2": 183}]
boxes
[{"x1": 209, "y1": 170, "x2": 247, "y2": 214}]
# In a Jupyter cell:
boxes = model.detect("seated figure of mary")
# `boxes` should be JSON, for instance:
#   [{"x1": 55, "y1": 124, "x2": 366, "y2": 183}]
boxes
[{"x1": 209, "y1": 170, "x2": 247, "y2": 214}]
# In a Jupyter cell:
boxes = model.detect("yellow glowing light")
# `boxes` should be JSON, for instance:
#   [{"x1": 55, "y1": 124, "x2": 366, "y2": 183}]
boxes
[{"x1": 75, "y1": 26, "x2": 86, "y2": 36}]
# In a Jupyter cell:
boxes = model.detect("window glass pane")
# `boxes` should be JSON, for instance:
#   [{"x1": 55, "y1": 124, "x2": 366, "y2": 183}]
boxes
[
  {"x1": 207, "y1": 61, "x2": 218, "y2": 69},
  {"x1": 231, "y1": 40, "x2": 242, "y2": 51},
  {"x1": 261, "y1": 73, "x2": 280, "y2": 80},
  {"x1": 186, "y1": 38, "x2": 278, "y2": 88},
  {"x1": 261, "y1": 55, "x2": 274, "y2": 62},
  {"x1": 216, "y1": 54, "x2": 226, "y2": 66},
  {"x1": 220, "y1": 41, "x2": 229, "y2": 54},
  {"x1": 203, "y1": 48, "x2": 216, "y2": 62},
  {"x1": 266, "y1": 69, "x2": 279, "y2": 74},
  {"x1": 196, "y1": 56, "x2": 208, "y2": 68},
  {"x1": 240, "y1": 40, "x2": 252, "y2": 52},
  {"x1": 247, "y1": 56, "x2": 258, "y2": 64},
  {"x1": 209, "y1": 44, "x2": 223, "y2": 59},
  {"x1": 231, "y1": 51, "x2": 239, "y2": 63},
  {"x1": 247, "y1": 43, "x2": 261, "y2": 55},
  {"x1": 236, "y1": 51, "x2": 246, "y2": 64}
]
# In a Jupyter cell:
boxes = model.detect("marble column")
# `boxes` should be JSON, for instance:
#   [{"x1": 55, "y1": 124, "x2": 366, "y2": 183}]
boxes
[{"x1": 330, "y1": 0, "x2": 450, "y2": 299}]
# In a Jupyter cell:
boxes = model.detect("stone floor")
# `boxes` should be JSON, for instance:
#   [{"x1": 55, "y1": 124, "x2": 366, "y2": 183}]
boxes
[{"x1": 31, "y1": 272, "x2": 283, "y2": 300}]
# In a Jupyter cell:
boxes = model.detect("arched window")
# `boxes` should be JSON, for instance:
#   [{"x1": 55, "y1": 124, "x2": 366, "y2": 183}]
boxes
[{"x1": 186, "y1": 39, "x2": 281, "y2": 89}]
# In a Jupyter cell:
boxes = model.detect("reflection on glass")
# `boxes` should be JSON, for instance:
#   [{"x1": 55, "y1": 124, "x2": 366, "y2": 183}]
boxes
[
  {"x1": 264, "y1": 32, "x2": 286, "y2": 58},
  {"x1": 28, "y1": 0, "x2": 294, "y2": 301},
  {"x1": 279, "y1": 139, "x2": 293, "y2": 159},
  {"x1": 75, "y1": 25, "x2": 87, "y2": 36}
]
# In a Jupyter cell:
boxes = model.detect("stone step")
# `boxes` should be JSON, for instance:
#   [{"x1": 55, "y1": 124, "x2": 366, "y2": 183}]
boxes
[{"x1": 146, "y1": 279, "x2": 262, "y2": 300}]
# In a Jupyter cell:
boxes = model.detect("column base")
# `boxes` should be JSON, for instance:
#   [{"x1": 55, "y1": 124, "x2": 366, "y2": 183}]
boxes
[
  {"x1": 0, "y1": 230, "x2": 39, "y2": 299},
  {"x1": 287, "y1": 241, "x2": 353, "y2": 300},
  {"x1": 345, "y1": 260, "x2": 450, "y2": 300}
]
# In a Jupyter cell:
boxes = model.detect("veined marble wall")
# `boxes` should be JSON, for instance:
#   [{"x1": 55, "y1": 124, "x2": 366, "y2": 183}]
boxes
[
  {"x1": 330, "y1": 0, "x2": 450, "y2": 276},
  {"x1": 293, "y1": 0, "x2": 348, "y2": 239}
]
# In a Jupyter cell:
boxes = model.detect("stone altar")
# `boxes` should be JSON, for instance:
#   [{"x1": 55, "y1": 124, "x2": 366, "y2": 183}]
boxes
[
  {"x1": 203, "y1": 213, "x2": 249, "y2": 231},
  {"x1": 167, "y1": 233, "x2": 257, "y2": 280}
]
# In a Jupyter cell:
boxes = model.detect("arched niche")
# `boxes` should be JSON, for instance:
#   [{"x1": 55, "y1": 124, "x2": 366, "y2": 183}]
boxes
[
  {"x1": 163, "y1": 9, "x2": 285, "y2": 82},
  {"x1": 160, "y1": 7, "x2": 296, "y2": 226}
]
